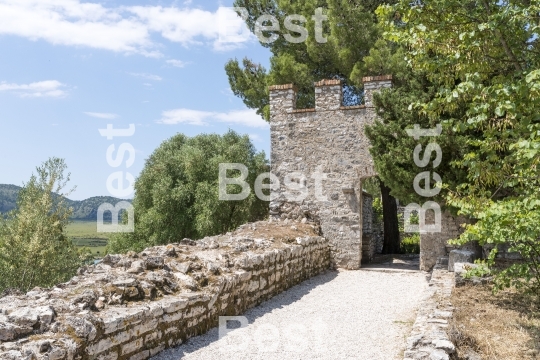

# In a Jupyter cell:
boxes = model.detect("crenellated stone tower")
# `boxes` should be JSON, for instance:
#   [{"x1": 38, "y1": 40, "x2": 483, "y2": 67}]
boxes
[{"x1": 269, "y1": 76, "x2": 392, "y2": 269}]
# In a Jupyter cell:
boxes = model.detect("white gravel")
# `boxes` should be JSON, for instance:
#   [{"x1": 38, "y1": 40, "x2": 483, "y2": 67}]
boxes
[{"x1": 152, "y1": 269, "x2": 428, "y2": 360}]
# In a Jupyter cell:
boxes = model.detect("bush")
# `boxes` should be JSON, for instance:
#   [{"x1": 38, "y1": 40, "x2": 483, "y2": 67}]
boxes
[
  {"x1": 401, "y1": 233, "x2": 420, "y2": 254},
  {"x1": 372, "y1": 197, "x2": 383, "y2": 225},
  {"x1": 109, "y1": 131, "x2": 268, "y2": 253},
  {"x1": 463, "y1": 260, "x2": 491, "y2": 279},
  {"x1": 0, "y1": 158, "x2": 90, "y2": 292},
  {"x1": 450, "y1": 197, "x2": 540, "y2": 295}
]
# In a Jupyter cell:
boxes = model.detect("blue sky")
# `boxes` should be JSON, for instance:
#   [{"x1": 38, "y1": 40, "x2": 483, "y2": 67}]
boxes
[{"x1": 0, "y1": 0, "x2": 272, "y2": 200}]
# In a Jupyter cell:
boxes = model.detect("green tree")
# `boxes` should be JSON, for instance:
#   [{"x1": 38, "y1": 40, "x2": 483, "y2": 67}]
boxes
[
  {"x1": 108, "y1": 131, "x2": 268, "y2": 253},
  {"x1": 225, "y1": 0, "x2": 404, "y2": 253},
  {"x1": 226, "y1": 0, "x2": 393, "y2": 117},
  {"x1": 0, "y1": 158, "x2": 87, "y2": 292},
  {"x1": 378, "y1": 0, "x2": 540, "y2": 292},
  {"x1": 365, "y1": 69, "x2": 470, "y2": 208}
]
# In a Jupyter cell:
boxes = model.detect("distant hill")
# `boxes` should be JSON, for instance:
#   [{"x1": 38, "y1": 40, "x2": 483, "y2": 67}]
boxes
[
  {"x1": 0, "y1": 184, "x2": 20, "y2": 214},
  {"x1": 0, "y1": 184, "x2": 131, "y2": 221}
]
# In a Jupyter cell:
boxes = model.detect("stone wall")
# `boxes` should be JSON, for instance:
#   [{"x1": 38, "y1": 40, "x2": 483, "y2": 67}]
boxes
[
  {"x1": 420, "y1": 211, "x2": 471, "y2": 271},
  {"x1": 403, "y1": 264, "x2": 456, "y2": 360},
  {"x1": 0, "y1": 221, "x2": 330, "y2": 360},
  {"x1": 269, "y1": 76, "x2": 391, "y2": 269},
  {"x1": 483, "y1": 243, "x2": 523, "y2": 261}
]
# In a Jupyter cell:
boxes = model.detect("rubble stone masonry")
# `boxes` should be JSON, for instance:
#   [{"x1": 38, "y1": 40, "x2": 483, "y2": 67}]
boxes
[
  {"x1": 0, "y1": 222, "x2": 329, "y2": 360},
  {"x1": 269, "y1": 76, "x2": 391, "y2": 269}
]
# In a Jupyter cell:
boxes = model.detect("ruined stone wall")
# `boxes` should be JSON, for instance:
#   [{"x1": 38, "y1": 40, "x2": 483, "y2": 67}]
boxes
[
  {"x1": 269, "y1": 77, "x2": 391, "y2": 269},
  {"x1": 420, "y1": 211, "x2": 470, "y2": 271},
  {"x1": 483, "y1": 243, "x2": 522, "y2": 261},
  {"x1": 0, "y1": 222, "x2": 330, "y2": 360}
]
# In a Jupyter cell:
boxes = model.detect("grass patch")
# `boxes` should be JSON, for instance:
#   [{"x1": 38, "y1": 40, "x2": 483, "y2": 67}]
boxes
[
  {"x1": 66, "y1": 220, "x2": 109, "y2": 239},
  {"x1": 449, "y1": 284, "x2": 540, "y2": 359}
]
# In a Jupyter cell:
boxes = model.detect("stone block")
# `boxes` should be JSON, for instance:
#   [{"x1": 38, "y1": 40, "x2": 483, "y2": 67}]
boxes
[
  {"x1": 432, "y1": 339, "x2": 455, "y2": 353},
  {"x1": 448, "y1": 250, "x2": 476, "y2": 272},
  {"x1": 122, "y1": 339, "x2": 143, "y2": 356},
  {"x1": 97, "y1": 352, "x2": 118, "y2": 360},
  {"x1": 437, "y1": 256, "x2": 449, "y2": 266},
  {"x1": 129, "y1": 350, "x2": 149, "y2": 360}
]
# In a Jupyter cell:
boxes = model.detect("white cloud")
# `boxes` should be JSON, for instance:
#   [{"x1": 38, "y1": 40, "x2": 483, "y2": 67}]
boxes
[
  {"x1": 0, "y1": 0, "x2": 155, "y2": 56},
  {"x1": 157, "y1": 108, "x2": 269, "y2": 129},
  {"x1": 213, "y1": 110, "x2": 269, "y2": 128},
  {"x1": 158, "y1": 109, "x2": 213, "y2": 126},
  {"x1": 84, "y1": 112, "x2": 118, "y2": 119},
  {"x1": 0, "y1": 1, "x2": 252, "y2": 56},
  {"x1": 129, "y1": 73, "x2": 162, "y2": 81},
  {"x1": 166, "y1": 59, "x2": 187, "y2": 68},
  {"x1": 0, "y1": 80, "x2": 67, "y2": 98}
]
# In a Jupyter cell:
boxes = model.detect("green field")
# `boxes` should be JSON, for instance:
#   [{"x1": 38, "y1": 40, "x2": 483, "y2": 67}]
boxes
[
  {"x1": 66, "y1": 221, "x2": 109, "y2": 256},
  {"x1": 66, "y1": 220, "x2": 109, "y2": 239}
]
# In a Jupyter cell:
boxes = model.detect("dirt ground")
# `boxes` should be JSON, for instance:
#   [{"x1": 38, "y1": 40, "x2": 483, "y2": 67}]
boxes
[{"x1": 449, "y1": 284, "x2": 540, "y2": 360}]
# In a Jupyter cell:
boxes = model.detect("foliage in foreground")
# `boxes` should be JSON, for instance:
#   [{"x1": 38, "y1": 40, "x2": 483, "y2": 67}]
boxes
[
  {"x1": 378, "y1": 0, "x2": 540, "y2": 293},
  {"x1": 108, "y1": 131, "x2": 268, "y2": 253},
  {"x1": 0, "y1": 158, "x2": 89, "y2": 293}
]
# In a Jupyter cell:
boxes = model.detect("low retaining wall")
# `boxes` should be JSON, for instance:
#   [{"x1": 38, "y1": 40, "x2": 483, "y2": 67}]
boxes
[
  {"x1": 0, "y1": 221, "x2": 330, "y2": 360},
  {"x1": 403, "y1": 265, "x2": 456, "y2": 360}
]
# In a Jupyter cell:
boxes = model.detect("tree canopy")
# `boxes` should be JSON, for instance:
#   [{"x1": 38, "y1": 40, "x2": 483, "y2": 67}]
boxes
[
  {"x1": 225, "y1": 0, "x2": 399, "y2": 119},
  {"x1": 108, "y1": 131, "x2": 268, "y2": 253},
  {"x1": 378, "y1": 0, "x2": 540, "y2": 292}
]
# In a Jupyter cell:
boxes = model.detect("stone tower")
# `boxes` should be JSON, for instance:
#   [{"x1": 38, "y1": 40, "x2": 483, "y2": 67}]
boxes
[{"x1": 269, "y1": 76, "x2": 392, "y2": 269}]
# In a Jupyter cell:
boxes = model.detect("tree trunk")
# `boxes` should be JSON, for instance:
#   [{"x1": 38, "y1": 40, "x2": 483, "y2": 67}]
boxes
[{"x1": 380, "y1": 180, "x2": 400, "y2": 254}]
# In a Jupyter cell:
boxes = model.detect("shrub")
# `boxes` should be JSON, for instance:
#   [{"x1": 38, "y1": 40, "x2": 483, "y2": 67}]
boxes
[
  {"x1": 0, "y1": 158, "x2": 90, "y2": 292},
  {"x1": 401, "y1": 233, "x2": 420, "y2": 254},
  {"x1": 463, "y1": 260, "x2": 491, "y2": 279},
  {"x1": 372, "y1": 197, "x2": 383, "y2": 225},
  {"x1": 451, "y1": 198, "x2": 540, "y2": 295}
]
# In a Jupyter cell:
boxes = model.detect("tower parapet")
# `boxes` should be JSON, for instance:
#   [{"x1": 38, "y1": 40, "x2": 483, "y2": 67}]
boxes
[
  {"x1": 268, "y1": 83, "x2": 297, "y2": 114},
  {"x1": 315, "y1": 79, "x2": 342, "y2": 111},
  {"x1": 363, "y1": 75, "x2": 393, "y2": 107}
]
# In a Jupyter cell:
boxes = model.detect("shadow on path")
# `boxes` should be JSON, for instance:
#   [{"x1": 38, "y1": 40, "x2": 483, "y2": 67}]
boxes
[{"x1": 362, "y1": 254, "x2": 421, "y2": 272}]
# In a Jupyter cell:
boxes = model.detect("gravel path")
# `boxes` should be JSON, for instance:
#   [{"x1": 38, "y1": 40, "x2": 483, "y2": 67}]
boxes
[{"x1": 152, "y1": 268, "x2": 428, "y2": 360}]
